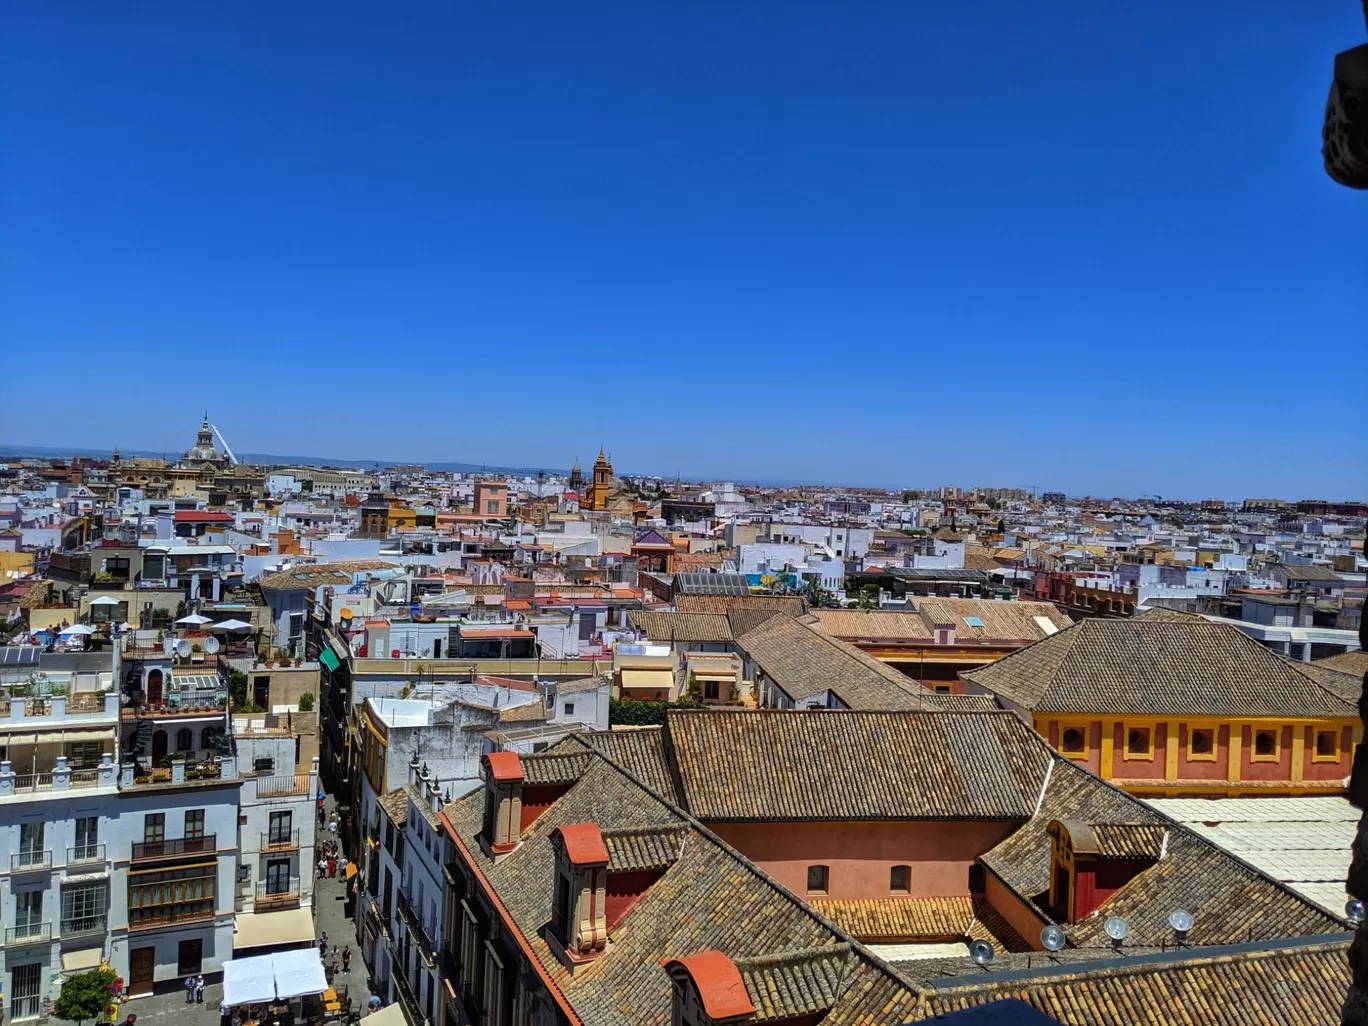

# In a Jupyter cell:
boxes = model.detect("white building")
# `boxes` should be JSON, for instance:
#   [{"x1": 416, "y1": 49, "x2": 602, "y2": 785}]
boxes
[{"x1": 0, "y1": 650, "x2": 121, "y2": 1022}]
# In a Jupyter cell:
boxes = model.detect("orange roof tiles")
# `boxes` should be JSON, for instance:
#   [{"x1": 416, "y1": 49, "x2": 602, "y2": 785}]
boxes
[
  {"x1": 483, "y1": 751, "x2": 524, "y2": 782},
  {"x1": 553, "y1": 823, "x2": 609, "y2": 866},
  {"x1": 661, "y1": 951, "x2": 755, "y2": 1021}
]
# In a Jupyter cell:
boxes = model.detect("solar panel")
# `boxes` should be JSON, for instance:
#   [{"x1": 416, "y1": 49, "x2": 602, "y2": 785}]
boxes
[{"x1": 674, "y1": 573, "x2": 750, "y2": 596}]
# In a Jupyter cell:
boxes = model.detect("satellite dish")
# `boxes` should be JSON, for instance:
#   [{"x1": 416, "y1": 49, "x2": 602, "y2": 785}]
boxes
[
  {"x1": 969, "y1": 939, "x2": 995, "y2": 966},
  {"x1": 175, "y1": 639, "x2": 192, "y2": 659},
  {"x1": 1040, "y1": 925, "x2": 1066, "y2": 952},
  {"x1": 203, "y1": 636, "x2": 220, "y2": 655},
  {"x1": 1103, "y1": 917, "x2": 1129, "y2": 943},
  {"x1": 1347, "y1": 900, "x2": 1366, "y2": 925},
  {"x1": 1169, "y1": 909, "x2": 1194, "y2": 935}
]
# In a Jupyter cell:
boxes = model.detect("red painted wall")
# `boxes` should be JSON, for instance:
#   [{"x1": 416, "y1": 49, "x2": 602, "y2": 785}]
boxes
[
  {"x1": 520, "y1": 784, "x2": 573, "y2": 831},
  {"x1": 1116, "y1": 722, "x2": 1164, "y2": 779},
  {"x1": 1240, "y1": 725, "x2": 1293, "y2": 781},
  {"x1": 1302, "y1": 725, "x2": 1354, "y2": 782},
  {"x1": 1176, "y1": 724, "x2": 1230, "y2": 781},
  {"x1": 1074, "y1": 858, "x2": 1154, "y2": 919},
  {"x1": 983, "y1": 869, "x2": 1047, "y2": 950},
  {"x1": 708, "y1": 820, "x2": 1020, "y2": 900},
  {"x1": 605, "y1": 868, "x2": 667, "y2": 930}
]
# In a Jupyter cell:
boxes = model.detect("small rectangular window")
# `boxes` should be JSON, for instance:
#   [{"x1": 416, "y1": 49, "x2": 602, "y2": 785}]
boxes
[
  {"x1": 806, "y1": 865, "x2": 828, "y2": 894},
  {"x1": 1314, "y1": 729, "x2": 1341, "y2": 761},
  {"x1": 890, "y1": 865, "x2": 910, "y2": 893},
  {"x1": 144, "y1": 814, "x2": 165, "y2": 844},
  {"x1": 184, "y1": 810, "x2": 205, "y2": 840},
  {"x1": 1059, "y1": 726, "x2": 1087, "y2": 757},
  {"x1": 1124, "y1": 726, "x2": 1152, "y2": 759},
  {"x1": 1251, "y1": 727, "x2": 1281, "y2": 762},
  {"x1": 563, "y1": 703, "x2": 575, "y2": 715}
]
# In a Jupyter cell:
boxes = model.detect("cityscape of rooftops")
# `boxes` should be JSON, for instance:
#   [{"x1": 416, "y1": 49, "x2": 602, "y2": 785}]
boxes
[{"x1": 2, "y1": 4, "x2": 1366, "y2": 1025}]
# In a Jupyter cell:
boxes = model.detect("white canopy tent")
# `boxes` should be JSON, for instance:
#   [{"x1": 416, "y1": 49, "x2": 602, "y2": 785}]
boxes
[
  {"x1": 177, "y1": 613, "x2": 213, "y2": 625},
  {"x1": 59, "y1": 625, "x2": 95, "y2": 636},
  {"x1": 89, "y1": 596, "x2": 123, "y2": 606},
  {"x1": 221, "y1": 949, "x2": 327, "y2": 1007},
  {"x1": 213, "y1": 618, "x2": 255, "y2": 631}
]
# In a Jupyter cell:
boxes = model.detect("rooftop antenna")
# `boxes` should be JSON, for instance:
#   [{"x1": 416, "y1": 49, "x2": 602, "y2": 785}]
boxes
[{"x1": 968, "y1": 939, "x2": 995, "y2": 969}]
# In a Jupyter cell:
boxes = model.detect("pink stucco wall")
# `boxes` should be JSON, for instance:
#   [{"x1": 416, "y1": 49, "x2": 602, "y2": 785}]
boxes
[
  {"x1": 983, "y1": 869, "x2": 1047, "y2": 950},
  {"x1": 708, "y1": 820, "x2": 1020, "y2": 900}
]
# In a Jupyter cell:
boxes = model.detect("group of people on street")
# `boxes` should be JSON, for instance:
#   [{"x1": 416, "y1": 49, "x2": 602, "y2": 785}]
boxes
[
  {"x1": 318, "y1": 931, "x2": 352, "y2": 977},
  {"x1": 317, "y1": 839, "x2": 347, "y2": 880},
  {"x1": 183, "y1": 975, "x2": 206, "y2": 1004}
]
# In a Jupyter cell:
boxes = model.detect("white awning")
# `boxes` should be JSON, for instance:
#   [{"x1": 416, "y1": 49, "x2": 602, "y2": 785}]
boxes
[
  {"x1": 362, "y1": 1005, "x2": 408, "y2": 1026},
  {"x1": 233, "y1": 907, "x2": 316, "y2": 950},
  {"x1": 89, "y1": 596, "x2": 123, "y2": 606},
  {"x1": 61, "y1": 947, "x2": 104, "y2": 973},
  {"x1": 222, "y1": 948, "x2": 328, "y2": 1006}
]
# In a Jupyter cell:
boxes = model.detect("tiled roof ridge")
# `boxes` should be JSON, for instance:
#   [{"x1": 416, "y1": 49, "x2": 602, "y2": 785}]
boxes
[
  {"x1": 919, "y1": 930, "x2": 1353, "y2": 995},
  {"x1": 731, "y1": 941, "x2": 854, "y2": 971},
  {"x1": 599, "y1": 822, "x2": 688, "y2": 839},
  {"x1": 566, "y1": 735, "x2": 929, "y2": 1000}
]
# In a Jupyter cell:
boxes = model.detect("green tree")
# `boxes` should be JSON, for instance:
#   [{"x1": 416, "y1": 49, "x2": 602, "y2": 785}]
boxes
[
  {"x1": 54, "y1": 967, "x2": 116, "y2": 1026},
  {"x1": 804, "y1": 578, "x2": 834, "y2": 609},
  {"x1": 902, "y1": 490, "x2": 922, "y2": 502},
  {"x1": 228, "y1": 671, "x2": 248, "y2": 709},
  {"x1": 297, "y1": 691, "x2": 315, "y2": 712},
  {"x1": 855, "y1": 584, "x2": 879, "y2": 610}
]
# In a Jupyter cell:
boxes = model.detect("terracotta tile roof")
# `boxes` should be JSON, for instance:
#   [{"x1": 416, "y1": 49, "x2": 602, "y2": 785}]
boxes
[
  {"x1": 980, "y1": 758, "x2": 1344, "y2": 949},
  {"x1": 256, "y1": 559, "x2": 398, "y2": 591},
  {"x1": 961, "y1": 619, "x2": 1358, "y2": 717},
  {"x1": 556, "y1": 728, "x2": 676, "y2": 797},
  {"x1": 628, "y1": 610, "x2": 734, "y2": 643},
  {"x1": 810, "y1": 897, "x2": 976, "y2": 942},
  {"x1": 440, "y1": 747, "x2": 921, "y2": 1026},
  {"x1": 377, "y1": 786, "x2": 410, "y2": 826},
  {"x1": 602, "y1": 824, "x2": 687, "y2": 871},
  {"x1": 735, "y1": 614, "x2": 945, "y2": 710},
  {"x1": 663, "y1": 710, "x2": 1050, "y2": 821},
  {"x1": 809, "y1": 601, "x2": 1070, "y2": 645},
  {"x1": 677, "y1": 593, "x2": 808, "y2": 616},
  {"x1": 734, "y1": 945, "x2": 856, "y2": 1022},
  {"x1": 913, "y1": 935, "x2": 1351, "y2": 1024},
  {"x1": 1314, "y1": 649, "x2": 1368, "y2": 681},
  {"x1": 1277, "y1": 563, "x2": 1343, "y2": 582}
]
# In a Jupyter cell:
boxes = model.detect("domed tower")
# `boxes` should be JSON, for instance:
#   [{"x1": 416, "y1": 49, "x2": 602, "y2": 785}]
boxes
[
  {"x1": 181, "y1": 415, "x2": 226, "y2": 466},
  {"x1": 568, "y1": 458, "x2": 585, "y2": 494}
]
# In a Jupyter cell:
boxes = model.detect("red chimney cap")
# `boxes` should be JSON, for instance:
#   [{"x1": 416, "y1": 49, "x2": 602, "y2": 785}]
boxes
[
  {"x1": 483, "y1": 751, "x2": 524, "y2": 783},
  {"x1": 661, "y1": 950, "x2": 755, "y2": 1021},
  {"x1": 552, "y1": 823, "x2": 609, "y2": 866}
]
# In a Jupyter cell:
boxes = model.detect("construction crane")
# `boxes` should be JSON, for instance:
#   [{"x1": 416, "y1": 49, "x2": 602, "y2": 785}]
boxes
[{"x1": 210, "y1": 424, "x2": 239, "y2": 465}]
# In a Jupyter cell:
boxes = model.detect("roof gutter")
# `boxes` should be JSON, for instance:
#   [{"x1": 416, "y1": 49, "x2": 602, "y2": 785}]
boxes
[{"x1": 437, "y1": 810, "x2": 583, "y2": 1026}]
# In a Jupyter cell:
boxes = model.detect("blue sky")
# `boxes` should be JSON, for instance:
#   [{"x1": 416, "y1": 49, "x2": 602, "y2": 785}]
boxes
[{"x1": 2, "y1": 3, "x2": 1364, "y2": 498}]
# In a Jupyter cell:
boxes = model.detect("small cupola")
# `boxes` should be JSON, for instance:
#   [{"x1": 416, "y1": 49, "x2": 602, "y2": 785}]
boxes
[
  {"x1": 480, "y1": 752, "x2": 524, "y2": 857},
  {"x1": 662, "y1": 950, "x2": 756, "y2": 1026},
  {"x1": 549, "y1": 823, "x2": 610, "y2": 969}
]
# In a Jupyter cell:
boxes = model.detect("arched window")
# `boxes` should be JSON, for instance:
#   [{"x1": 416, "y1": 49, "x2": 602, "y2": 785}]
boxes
[{"x1": 176, "y1": 729, "x2": 193, "y2": 752}]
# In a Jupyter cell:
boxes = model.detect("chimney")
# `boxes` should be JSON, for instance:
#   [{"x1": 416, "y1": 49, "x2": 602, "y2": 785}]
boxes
[
  {"x1": 549, "y1": 823, "x2": 609, "y2": 969},
  {"x1": 661, "y1": 951, "x2": 756, "y2": 1026},
  {"x1": 480, "y1": 752, "x2": 524, "y2": 856}
]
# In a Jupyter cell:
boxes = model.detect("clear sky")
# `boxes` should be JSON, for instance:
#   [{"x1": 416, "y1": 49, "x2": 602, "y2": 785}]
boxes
[{"x1": 3, "y1": 3, "x2": 1365, "y2": 499}]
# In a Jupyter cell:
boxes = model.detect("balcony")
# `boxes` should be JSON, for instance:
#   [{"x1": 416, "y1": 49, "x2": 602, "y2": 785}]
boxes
[
  {"x1": 391, "y1": 968, "x2": 422, "y2": 1026},
  {"x1": 60, "y1": 915, "x2": 106, "y2": 939},
  {"x1": 5, "y1": 922, "x2": 51, "y2": 946},
  {"x1": 252, "y1": 774, "x2": 312, "y2": 798},
  {"x1": 11, "y1": 850, "x2": 51, "y2": 873},
  {"x1": 395, "y1": 891, "x2": 436, "y2": 968},
  {"x1": 131, "y1": 834, "x2": 217, "y2": 863},
  {"x1": 255, "y1": 878, "x2": 301, "y2": 909},
  {"x1": 67, "y1": 843, "x2": 106, "y2": 865},
  {"x1": 261, "y1": 829, "x2": 300, "y2": 852},
  {"x1": 128, "y1": 907, "x2": 215, "y2": 932}
]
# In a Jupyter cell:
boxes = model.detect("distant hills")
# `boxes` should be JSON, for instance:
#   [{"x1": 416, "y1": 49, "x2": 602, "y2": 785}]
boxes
[{"x1": 0, "y1": 444, "x2": 568, "y2": 477}]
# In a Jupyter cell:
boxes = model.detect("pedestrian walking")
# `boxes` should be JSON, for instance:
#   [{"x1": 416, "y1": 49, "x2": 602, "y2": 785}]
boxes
[
  {"x1": 327, "y1": 856, "x2": 337, "y2": 879},
  {"x1": 328, "y1": 816, "x2": 338, "y2": 836},
  {"x1": 338, "y1": 855, "x2": 348, "y2": 878},
  {"x1": 184, "y1": 977, "x2": 195, "y2": 1004},
  {"x1": 319, "y1": 931, "x2": 329, "y2": 958},
  {"x1": 367, "y1": 995, "x2": 382, "y2": 1013},
  {"x1": 341, "y1": 946, "x2": 351, "y2": 973},
  {"x1": 317, "y1": 856, "x2": 327, "y2": 879},
  {"x1": 195, "y1": 976, "x2": 205, "y2": 1004}
]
